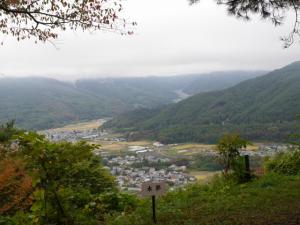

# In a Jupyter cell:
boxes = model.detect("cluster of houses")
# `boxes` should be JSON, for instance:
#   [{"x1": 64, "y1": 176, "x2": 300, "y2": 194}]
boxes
[
  {"x1": 239, "y1": 144, "x2": 290, "y2": 157},
  {"x1": 102, "y1": 154, "x2": 196, "y2": 191},
  {"x1": 40, "y1": 128, "x2": 129, "y2": 143},
  {"x1": 40, "y1": 129, "x2": 108, "y2": 142}
]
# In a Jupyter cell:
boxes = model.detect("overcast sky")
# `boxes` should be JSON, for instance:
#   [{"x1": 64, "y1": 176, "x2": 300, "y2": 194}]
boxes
[{"x1": 1, "y1": 0, "x2": 300, "y2": 80}]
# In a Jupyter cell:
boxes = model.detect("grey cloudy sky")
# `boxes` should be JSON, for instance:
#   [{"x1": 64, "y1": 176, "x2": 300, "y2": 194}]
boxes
[{"x1": 1, "y1": 0, "x2": 300, "y2": 80}]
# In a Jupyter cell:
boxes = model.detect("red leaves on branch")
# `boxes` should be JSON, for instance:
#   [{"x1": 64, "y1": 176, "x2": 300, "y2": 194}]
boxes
[{"x1": 0, "y1": 159, "x2": 33, "y2": 215}]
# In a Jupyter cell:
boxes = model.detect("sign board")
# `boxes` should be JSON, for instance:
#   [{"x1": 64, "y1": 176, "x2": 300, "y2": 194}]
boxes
[{"x1": 141, "y1": 181, "x2": 167, "y2": 197}]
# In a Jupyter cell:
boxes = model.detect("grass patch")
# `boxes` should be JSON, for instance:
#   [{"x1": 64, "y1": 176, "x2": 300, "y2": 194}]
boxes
[
  {"x1": 188, "y1": 170, "x2": 221, "y2": 182},
  {"x1": 107, "y1": 173, "x2": 300, "y2": 225}
]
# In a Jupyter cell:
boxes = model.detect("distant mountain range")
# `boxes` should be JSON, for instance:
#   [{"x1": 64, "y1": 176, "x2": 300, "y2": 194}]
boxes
[
  {"x1": 104, "y1": 62, "x2": 300, "y2": 143},
  {"x1": 0, "y1": 71, "x2": 264, "y2": 130}
]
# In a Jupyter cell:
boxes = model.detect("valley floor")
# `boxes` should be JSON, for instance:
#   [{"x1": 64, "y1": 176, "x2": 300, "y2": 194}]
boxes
[{"x1": 41, "y1": 119, "x2": 290, "y2": 191}]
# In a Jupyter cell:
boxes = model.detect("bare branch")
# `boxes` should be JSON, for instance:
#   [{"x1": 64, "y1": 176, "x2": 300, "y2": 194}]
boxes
[{"x1": 189, "y1": 0, "x2": 300, "y2": 47}]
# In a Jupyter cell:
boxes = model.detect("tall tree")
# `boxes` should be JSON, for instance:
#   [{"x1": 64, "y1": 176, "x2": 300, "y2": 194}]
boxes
[
  {"x1": 216, "y1": 133, "x2": 249, "y2": 175},
  {"x1": 17, "y1": 132, "x2": 117, "y2": 224}
]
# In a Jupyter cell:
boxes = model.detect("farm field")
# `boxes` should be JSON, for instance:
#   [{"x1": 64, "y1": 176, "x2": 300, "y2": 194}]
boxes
[
  {"x1": 96, "y1": 140, "x2": 153, "y2": 154},
  {"x1": 44, "y1": 118, "x2": 106, "y2": 132}
]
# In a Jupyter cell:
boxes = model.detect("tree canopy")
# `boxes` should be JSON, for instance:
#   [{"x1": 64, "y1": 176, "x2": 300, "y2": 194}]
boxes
[
  {"x1": 216, "y1": 133, "x2": 249, "y2": 175},
  {"x1": 0, "y1": 123, "x2": 137, "y2": 225},
  {"x1": 0, "y1": 0, "x2": 136, "y2": 43}
]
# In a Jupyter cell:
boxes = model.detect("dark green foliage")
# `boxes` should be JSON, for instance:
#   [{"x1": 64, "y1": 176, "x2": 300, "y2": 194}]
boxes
[
  {"x1": 231, "y1": 156, "x2": 252, "y2": 183},
  {"x1": 0, "y1": 216, "x2": 14, "y2": 225},
  {"x1": 0, "y1": 120, "x2": 19, "y2": 143},
  {"x1": 0, "y1": 78, "x2": 108, "y2": 130},
  {"x1": 190, "y1": 155, "x2": 222, "y2": 171},
  {"x1": 105, "y1": 61, "x2": 300, "y2": 143},
  {"x1": 0, "y1": 120, "x2": 22, "y2": 158},
  {"x1": 16, "y1": 132, "x2": 118, "y2": 224},
  {"x1": 86, "y1": 192, "x2": 138, "y2": 215},
  {"x1": 0, "y1": 123, "x2": 138, "y2": 225}
]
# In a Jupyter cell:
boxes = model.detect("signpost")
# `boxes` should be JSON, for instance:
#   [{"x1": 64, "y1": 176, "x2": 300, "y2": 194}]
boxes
[{"x1": 141, "y1": 181, "x2": 167, "y2": 224}]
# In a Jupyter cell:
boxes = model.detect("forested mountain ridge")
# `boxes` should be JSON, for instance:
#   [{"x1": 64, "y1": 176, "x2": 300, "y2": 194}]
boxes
[
  {"x1": 0, "y1": 71, "x2": 261, "y2": 130},
  {"x1": 0, "y1": 77, "x2": 107, "y2": 129},
  {"x1": 103, "y1": 62, "x2": 300, "y2": 143}
]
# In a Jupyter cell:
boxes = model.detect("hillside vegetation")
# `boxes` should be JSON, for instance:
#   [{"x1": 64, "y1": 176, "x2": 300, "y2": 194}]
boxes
[
  {"x1": 107, "y1": 136, "x2": 300, "y2": 225},
  {"x1": 104, "y1": 62, "x2": 300, "y2": 143},
  {"x1": 0, "y1": 78, "x2": 107, "y2": 130},
  {"x1": 107, "y1": 173, "x2": 300, "y2": 225},
  {"x1": 0, "y1": 72, "x2": 261, "y2": 130},
  {"x1": 1, "y1": 122, "x2": 300, "y2": 225}
]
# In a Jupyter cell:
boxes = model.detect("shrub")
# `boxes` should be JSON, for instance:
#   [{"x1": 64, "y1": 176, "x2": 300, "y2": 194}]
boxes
[{"x1": 265, "y1": 148, "x2": 300, "y2": 175}]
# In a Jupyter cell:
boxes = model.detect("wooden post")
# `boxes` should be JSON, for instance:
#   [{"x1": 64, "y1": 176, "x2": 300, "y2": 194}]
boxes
[
  {"x1": 152, "y1": 195, "x2": 157, "y2": 224},
  {"x1": 141, "y1": 181, "x2": 166, "y2": 224},
  {"x1": 244, "y1": 155, "x2": 251, "y2": 181}
]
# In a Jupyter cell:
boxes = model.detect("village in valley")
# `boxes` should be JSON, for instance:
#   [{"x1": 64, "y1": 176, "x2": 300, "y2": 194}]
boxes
[
  {"x1": 102, "y1": 153, "x2": 196, "y2": 191},
  {"x1": 40, "y1": 119, "x2": 291, "y2": 192},
  {"x1": 41, "y1": 123, "x2": 199, "y2": 190}
]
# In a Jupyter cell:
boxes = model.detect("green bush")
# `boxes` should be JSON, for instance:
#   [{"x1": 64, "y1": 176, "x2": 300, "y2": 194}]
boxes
[
  {"x1": 0, "y1": 126, "x2": 140, "y2": 225},
  {"x1": 0, "y1": 216, "x2": 14, "y2": 225},
  {"x1": 265, "y1": 148, "x2": 300, "y2": 175},
  {"x1": 191, "y1": 155, "x2": 222, "y2": 171}
]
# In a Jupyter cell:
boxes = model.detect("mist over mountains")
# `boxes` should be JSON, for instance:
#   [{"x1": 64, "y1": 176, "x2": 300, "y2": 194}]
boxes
[
  {"x1": 104, "y1": 62, "x2": 300, "y2": 143},
  {"x1": 0, "y1": 71, "x2": 263, "y2": 130}
]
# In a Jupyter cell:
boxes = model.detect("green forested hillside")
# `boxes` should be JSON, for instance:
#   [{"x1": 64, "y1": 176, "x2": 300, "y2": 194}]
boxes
[
  {"x1": 75, "y1": 76, "x2": 193, "y2": 110},
  {"x1": 0, "y1": 78, "x2": 109, "y2": 129},
  {"x1": 104, "y1": 62, "x2": 300, "y2": 143},
  {"x1": 0, "y1": 72, "x2": 260, "y2": 130}
]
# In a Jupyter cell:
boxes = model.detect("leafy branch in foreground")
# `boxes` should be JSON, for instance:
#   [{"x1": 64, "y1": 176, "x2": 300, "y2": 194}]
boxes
[{"x1": 0, "y1": 0, "x2": 136, "y2": 43}]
